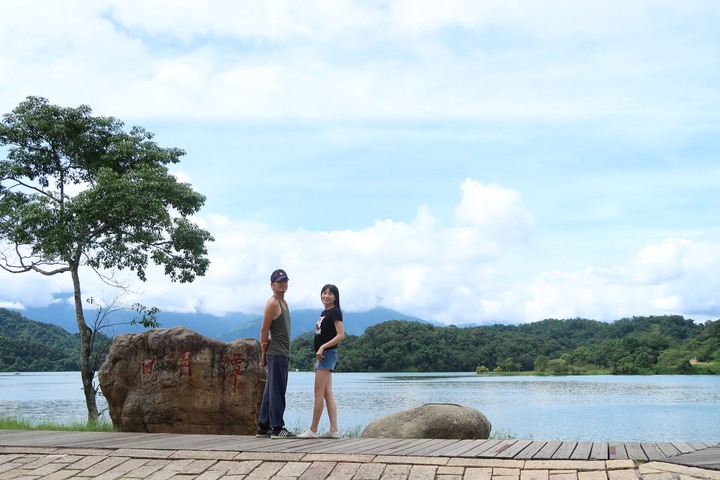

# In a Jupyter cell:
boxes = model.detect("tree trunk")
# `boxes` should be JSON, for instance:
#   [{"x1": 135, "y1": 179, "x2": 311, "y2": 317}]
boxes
[{"x1": 70, "y1": 261, "x2": 99, "y2": 424}]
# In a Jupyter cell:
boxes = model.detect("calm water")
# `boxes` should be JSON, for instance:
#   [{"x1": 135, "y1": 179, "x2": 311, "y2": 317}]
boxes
[{"x1": 1, "y1": 372, "x2": 718, "y2": 442}]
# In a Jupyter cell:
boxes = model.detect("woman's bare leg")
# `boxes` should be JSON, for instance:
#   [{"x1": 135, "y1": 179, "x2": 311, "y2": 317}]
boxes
[
  {"x1": 310, "y1": 369, "x2": 332, "y2": 431},
  {"x1": 324, "y1": 371, "x2": 338, "y2": 432}
]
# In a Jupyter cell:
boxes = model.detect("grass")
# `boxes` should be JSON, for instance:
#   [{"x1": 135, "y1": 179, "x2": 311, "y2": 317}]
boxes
[{"x1": 0, "y1": 415, "x2": 115, "y2": 432}]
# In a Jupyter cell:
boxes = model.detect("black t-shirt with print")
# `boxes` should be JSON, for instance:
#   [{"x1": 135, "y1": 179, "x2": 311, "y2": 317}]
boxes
[{"x1": 314, "y1": 307, "x2": 343, "y2": 351}]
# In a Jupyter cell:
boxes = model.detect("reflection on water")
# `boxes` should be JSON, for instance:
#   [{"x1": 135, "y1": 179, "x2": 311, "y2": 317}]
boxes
[
  {"x1": 2, "y1": 371, "x2": 718, "y2": 441},
  {"x1": 285, "y1": 372, "x2": 720, "y2": 441}
]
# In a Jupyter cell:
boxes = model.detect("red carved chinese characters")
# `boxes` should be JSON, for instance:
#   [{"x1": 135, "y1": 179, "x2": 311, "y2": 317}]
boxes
[
  {"x1": 224, "y1": 353, "x2": 246, "y2": 391},
  {"x1": 140, "y1": 358, "x2": 156, "y2": 377},
  {"x1": 179, "y1": 350, "x2": 193, "y2": 377}
]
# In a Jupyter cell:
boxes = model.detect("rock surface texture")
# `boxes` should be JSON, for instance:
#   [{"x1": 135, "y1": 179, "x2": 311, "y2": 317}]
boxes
[
  {"x1": 361, "y1": 403, "x2": 492, "y2": 440},
  {"x1": 99, "y1": 326, "x2": 265, "y2": 435}
]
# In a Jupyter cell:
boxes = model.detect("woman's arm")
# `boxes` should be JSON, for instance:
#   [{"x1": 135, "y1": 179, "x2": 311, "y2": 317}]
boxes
[{"x1": 316, "y1": 320, "x2": 345, "y2": 357}]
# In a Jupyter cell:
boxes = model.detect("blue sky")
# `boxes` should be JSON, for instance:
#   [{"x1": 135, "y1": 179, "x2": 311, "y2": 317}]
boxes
[{"x1": 1, "y1": 0, "x2": 719, "y2": 325}]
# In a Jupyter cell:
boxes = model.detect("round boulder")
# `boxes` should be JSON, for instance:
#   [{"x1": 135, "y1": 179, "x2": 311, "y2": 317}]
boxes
[{"x1": 361, "y1": 403, "x2": 492, "y2": 440}]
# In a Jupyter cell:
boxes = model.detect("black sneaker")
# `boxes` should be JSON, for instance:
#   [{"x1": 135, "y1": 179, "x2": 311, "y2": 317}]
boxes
[
  {"x1": 271, "y1": 427, "x2": 296, "y2": 439},
  {"x1": 256, "y1": 426, "x2": 271, "y2": 438}
]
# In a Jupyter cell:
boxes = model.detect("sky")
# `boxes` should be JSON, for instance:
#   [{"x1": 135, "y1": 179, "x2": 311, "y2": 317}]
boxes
[{"x1": 1, "y1": 0, "x2": 719, "y2": 326}]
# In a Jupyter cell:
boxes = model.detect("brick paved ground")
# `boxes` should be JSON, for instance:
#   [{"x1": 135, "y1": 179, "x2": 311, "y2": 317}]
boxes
[{"x1": 1, "y1": 446, "x2": 719, "y2": 480}]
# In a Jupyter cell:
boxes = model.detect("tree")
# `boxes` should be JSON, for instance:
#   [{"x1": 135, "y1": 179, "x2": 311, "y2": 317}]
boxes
[
  {"x1": 501, "y1": 357, "x2": 519, "y2": 372},
  {"x1": 84, "y1": 295, "x2": 160, "y2": 413},
  {"x1": 0, "y1": 97, "x2": 214, "y2": 423},
  {"x1": 534, "y1": 355, "x2": 549, "y2": 373}
]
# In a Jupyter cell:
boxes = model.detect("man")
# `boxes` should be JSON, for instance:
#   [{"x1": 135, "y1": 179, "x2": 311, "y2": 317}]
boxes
[{"x1": 256, "y1": 268, "x2": 295, "y2": 439}]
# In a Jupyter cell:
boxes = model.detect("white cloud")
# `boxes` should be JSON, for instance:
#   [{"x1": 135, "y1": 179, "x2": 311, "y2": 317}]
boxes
[
  {"x1": 4, "y1": 178, "x2": 716, "y2": 326},
  {"x1": 626, "y1": 239, "x2": 689, "y2": 284},
  {"x1": 455, "y1": 179, "x2": 534, "y2": 246},
  {"x1": 521, "y1": 238, "x2": 720, "y2": 323},
  {"x1": 2, "y1": 0, "x2": 717, "y2": 123}
]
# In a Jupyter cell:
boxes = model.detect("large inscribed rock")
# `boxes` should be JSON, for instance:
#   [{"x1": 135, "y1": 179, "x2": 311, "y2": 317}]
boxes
[
  {"x1": 99, "y1": 326, "x2": 265, "y2": 435},
  {"x1": 361, "y1": 403, "x2": 492, "y2": 440}
]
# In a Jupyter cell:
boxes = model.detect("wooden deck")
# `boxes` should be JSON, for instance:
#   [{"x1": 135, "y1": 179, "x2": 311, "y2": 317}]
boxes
[{"x1": 1, "y1": 430, "x2": 718, "y2": 470}]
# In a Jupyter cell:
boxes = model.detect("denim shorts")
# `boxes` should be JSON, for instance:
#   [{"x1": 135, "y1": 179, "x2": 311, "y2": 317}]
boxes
[{"x1": 314, "y1": 348, "x2": 338, "y2": 371}]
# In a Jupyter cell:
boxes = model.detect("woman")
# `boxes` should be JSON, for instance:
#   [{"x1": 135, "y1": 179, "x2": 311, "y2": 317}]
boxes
[{"x1": 297, "y1": 284, "x2": 345, "y2": 439}]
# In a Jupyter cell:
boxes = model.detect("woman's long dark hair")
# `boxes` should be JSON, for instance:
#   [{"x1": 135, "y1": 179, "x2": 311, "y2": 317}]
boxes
[{"x1": 321, "y1": 284, "x2": 341, "y2": 311}]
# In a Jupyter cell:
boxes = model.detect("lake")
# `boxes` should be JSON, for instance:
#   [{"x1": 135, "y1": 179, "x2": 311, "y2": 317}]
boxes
[{"x1": 1, "y1": 371, "x2": 718, "y2": 442}]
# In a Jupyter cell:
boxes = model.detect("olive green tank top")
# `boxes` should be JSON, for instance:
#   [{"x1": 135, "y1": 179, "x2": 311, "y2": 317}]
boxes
[{"x1": 266, "y1": 296, "x2": 291, "y2": 357}]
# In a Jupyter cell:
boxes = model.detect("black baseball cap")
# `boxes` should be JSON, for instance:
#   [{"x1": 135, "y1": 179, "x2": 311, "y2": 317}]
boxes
[{"x1": 271, "y1": 269, "x2": 289, "y2": 282}]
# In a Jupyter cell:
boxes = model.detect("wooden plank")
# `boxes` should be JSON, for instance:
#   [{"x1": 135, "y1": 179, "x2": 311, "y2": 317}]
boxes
[
  {"x1": 569, "y1": 442, "x2": 593, "y2": 460},
  {"x1": 189, "y1": 436, "x2": 263, "y2": 451},
  {"x1": 314, "y1": 439, "x2": 379, "y2": 454},
  {"x1": 130, "y1": 434, "x2": 226, "y2": 450},
  {"x1": 670, "y1": 441, "x2": 698, "y2": 454},
  {"x1": 69, "y1": 435, "x2": 175, "y2": 449},
  {"x1": 623, "y1": 442, "x2": 647, "y2": 462},
  {"x1": 442, "y1": 440, "x2": 492, "y2": 458},
  {"x1": 641, "y1": 442, "x2": 666, "y2": 461},
  {"x1": 492, "y1": 440, "x2": 534, "y2": 459},
  {"x1": 512, "y1": 441, "x2": 548, "y2": 460},
  {"x1": 289, "y1": 437, "x2": 385, "y2": 454},
  {"x1": 484, "y1": 440, "x2": 518, "y2": 458},
  {"x1": 688, "y1": 442, "x2": 716, "y2": 450},
  {"x1": 402, "y1": 439, "x2": 462, "y2": 456},
  {"x1": 607, "y1": 442, "x2": 628, "y2": 460},
  {"x1": 387, "y1": 439, "x2": 448, "y2": 456},
  {"x1": 430, "y1": 440, "x2": 480, "y2": 458},
  {"x1": 4, "y1": 431, "x2": 720, "y2": 471},
  {"x1": 662, "y1": 446, "x2": 720, "y2": 471},
  {"x1": 352, "y1": 438, "x2": 413, "y2": 455},
  {"x1": 458, "y1": 439, "x2": 503, "y2": 458},
  {"x1": 371, "y1": 438, "x2": 433, "y2": 456},
  {"x1": 532, "y1": 441, "x2": 562, "y2": 460},
  {"x1": 253, "y1": 438, "x2": 345, "y2": 453},
  {"x1": 589, "y1": 442, "x2": 608, "y2": 460},
  {"x1": 378, "y1": 438, "x2": 436, "y2": 455},
  {"x1": 551, "y1": 442, "x2": 578, "y2": 460},
  {"x1": 655, "y1": 442, "x2": 681, "y2": 458},
  {"x1": 667, "y1": 450, "x2": 715, "y2": 465}
]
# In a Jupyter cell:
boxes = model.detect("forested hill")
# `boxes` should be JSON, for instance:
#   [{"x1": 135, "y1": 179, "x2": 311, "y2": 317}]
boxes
[
  {"x1": 291, "y1": 315, "x2": 720, "y2": 374},
  {"x1": 0, "y1": 308, "x2": 80, "y2": 371},
  {"x1": 2, "y1": 307, "x2": 719, "y2": 374}
]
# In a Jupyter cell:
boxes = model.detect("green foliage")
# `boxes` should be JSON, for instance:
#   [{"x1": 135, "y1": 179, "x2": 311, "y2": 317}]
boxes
[
  {"x1": 0, "y1": 96, "x2": 214, "y2": 283},
  {"x1": 0, "y1": 415, "x2": 114, "y2": 431},
  {"x1": 4, "y1": 307, "x2": 719, "y2": 376},
  {"x1": 690, "y1": 362, "x2": 720, "y2": 374},
  {"x1": 0, "y1": 308, "x2": 80, "y2": 371},
  {"x1": 691, "y1": 320, "x2": 720, "y2": 361},
  {"x1": 545, "y1": 358, "x2": 571, "y2": 375},
  {"x1": 290, "y1": 315, "x2": 718, "y2": 375},
  {"x1": 0, "y1": 97, "x2": 214, "y2": 420},
  {"x1": 677, "y1": 360, "x2": 693, "y2": 374}
]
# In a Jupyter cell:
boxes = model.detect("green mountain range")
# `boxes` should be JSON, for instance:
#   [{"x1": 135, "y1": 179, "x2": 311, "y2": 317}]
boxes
[
  {"x1": 2, "y1": 307, "x2": 718, "y2": 374},
  {"x1": 13, "y1": 304, "x2": 427, "y2": 340}
]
